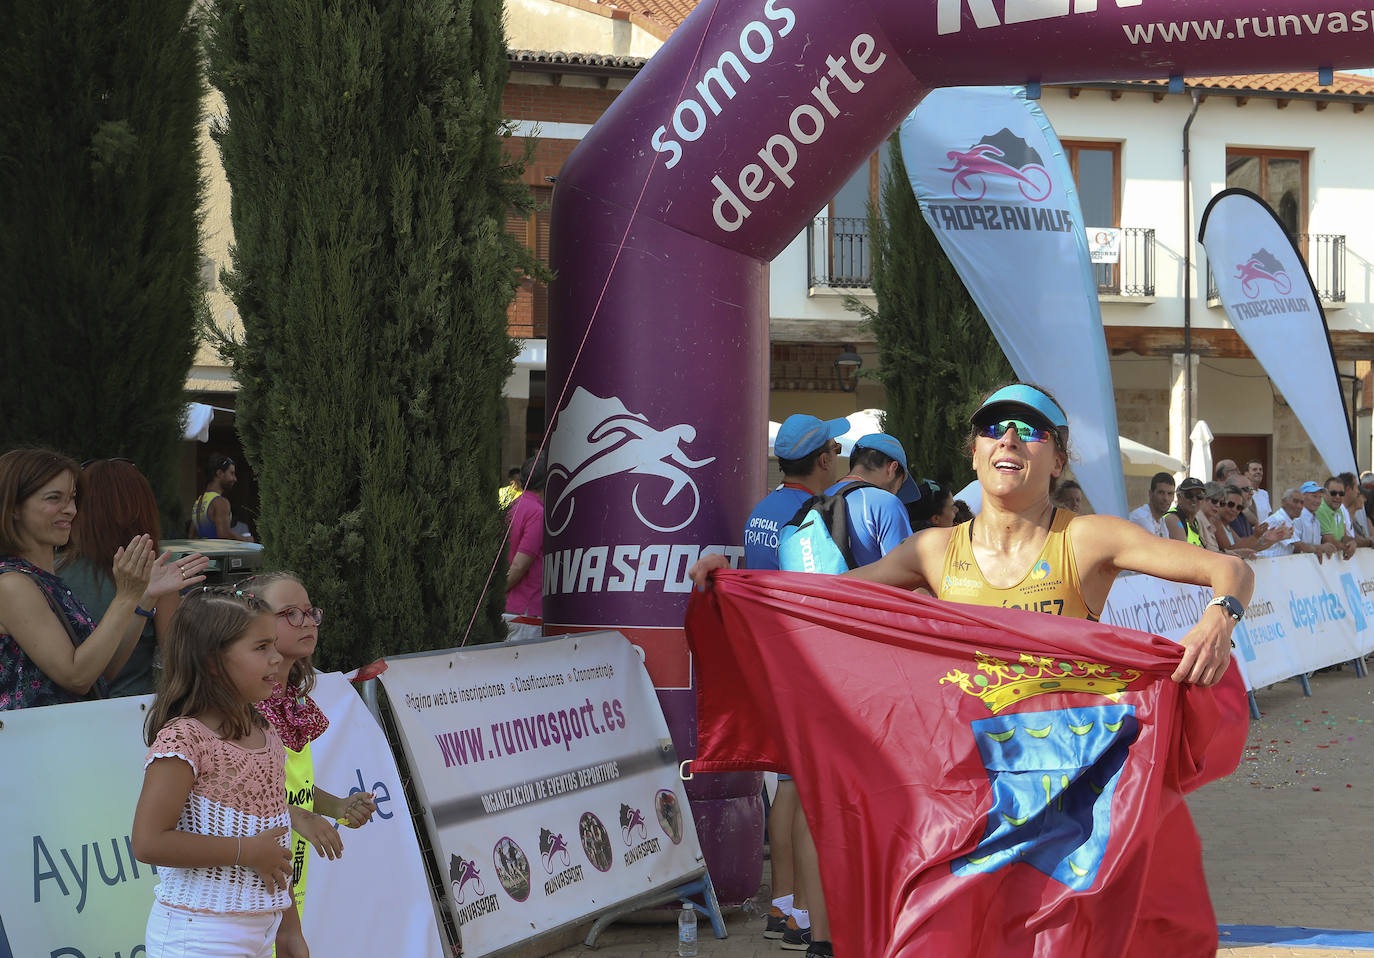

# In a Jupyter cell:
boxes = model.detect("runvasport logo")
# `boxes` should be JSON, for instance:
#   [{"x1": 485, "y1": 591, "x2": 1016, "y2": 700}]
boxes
[
  {"x1": 938, "y1": 0, "x2": 1143, "y2": 35},
  {"x1": 546, "y1": 387, "x2": 716, "y2": 536}
]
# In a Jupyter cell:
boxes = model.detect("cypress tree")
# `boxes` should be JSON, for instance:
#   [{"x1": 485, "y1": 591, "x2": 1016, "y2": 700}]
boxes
[
  {"x1": 850, "y1": 136, "x2": 1013, "y2": 489},
  {"x1": 0, "y1": 0, "x2": 204, "y2": 520},
  {"x1": 205, "y1": 0, "x2": 536, "y2": 667}
]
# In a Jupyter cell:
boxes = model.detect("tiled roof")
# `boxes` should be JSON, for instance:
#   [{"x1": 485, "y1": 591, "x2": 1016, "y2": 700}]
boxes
[
  {"x1": 508, "y1": 49, "x2": 649, "y2": 71},
  {"x1": 587, "y1": 0, "x2": 698, "y2": 35},
  {"x1": 1083, "y1": 71, "x2": 1374, "y2": 99}
]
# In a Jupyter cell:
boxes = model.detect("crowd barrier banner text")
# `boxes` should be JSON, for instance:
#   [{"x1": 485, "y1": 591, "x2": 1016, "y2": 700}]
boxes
[
  {"x1": 0, "y1": 674, "x2": 437, "y2": 958},
  {"x1": 376, "y1": 631, "x2": 703, "y2": 958},
  {"x1": 1101, "y1": 552, "x2": 1374, "y2": 689}
]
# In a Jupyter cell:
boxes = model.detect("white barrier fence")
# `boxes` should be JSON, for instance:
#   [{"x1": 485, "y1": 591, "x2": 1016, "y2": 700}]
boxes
[
  {"x1": 0, "y1": 672, "x2": 442, "y2": 958},
  {"x1": 377, "y1": 630, "x2": 705, "y2": 958},
  {"x1": 1102, "y1": 551, "x2": 1374, "y2": 690}
]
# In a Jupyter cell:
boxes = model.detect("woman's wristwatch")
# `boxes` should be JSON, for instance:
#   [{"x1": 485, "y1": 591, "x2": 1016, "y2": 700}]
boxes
[{"x1": 1206, "y1": 595, "x2": 1245, "y2": 621}]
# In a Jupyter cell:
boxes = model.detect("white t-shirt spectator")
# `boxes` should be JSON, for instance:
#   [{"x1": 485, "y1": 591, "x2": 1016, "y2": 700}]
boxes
[
  {"x1": 1296, "y1": 508, "x2": 1323, "y2": 546},
  {"x1": 1127, "y1": 503, "x2": 1170, "y2": 538},
  {"x1": 1257, "y1": 507, "x2": 1298, "y2": 558},
  {"x1": 1252, "y1": 489, "x2": 1271, "y2": 522}
]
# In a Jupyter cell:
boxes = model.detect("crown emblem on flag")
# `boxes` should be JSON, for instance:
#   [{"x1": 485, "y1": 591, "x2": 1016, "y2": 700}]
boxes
[{"x1": 940, "y1": 652, "x2": 1142, "y2": 713}]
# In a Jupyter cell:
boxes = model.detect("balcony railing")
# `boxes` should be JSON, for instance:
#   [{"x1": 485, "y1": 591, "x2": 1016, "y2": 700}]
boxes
[
  {"x1": 808, "y1": 216, "x2": 872, "y2": 288},
  {"x1": 1207, "y1": 233, "x2": 1346, "y2": 303},
  {"x1": 807, "y1": 217, "x2": 1157, "y2": 298},
  {"x1": 1094, "y1": 227, "x2": 1155, "y2": 297}
]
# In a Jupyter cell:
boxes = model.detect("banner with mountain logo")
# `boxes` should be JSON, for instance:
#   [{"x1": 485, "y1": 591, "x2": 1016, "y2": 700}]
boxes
[
  {"x1": 1199, "y1": 189, "x2": 1357, "y2": 477},
  {"x1": 900, "y1": 86, "x2": 1126, "y2": 517}
]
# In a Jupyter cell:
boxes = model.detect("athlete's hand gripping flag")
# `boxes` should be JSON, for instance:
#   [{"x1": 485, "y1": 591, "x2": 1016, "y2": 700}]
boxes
[{"x1": 685, "y1": 570, "x2": 1247, "y2": 958}]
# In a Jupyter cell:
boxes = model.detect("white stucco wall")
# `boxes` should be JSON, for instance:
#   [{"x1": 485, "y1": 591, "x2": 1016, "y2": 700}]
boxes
[{"x1": 505, "y1": 0, "x2": 664, "y2": 58}]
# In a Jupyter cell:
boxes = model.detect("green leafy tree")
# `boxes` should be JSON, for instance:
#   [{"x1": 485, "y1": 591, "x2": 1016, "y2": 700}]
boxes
[
  {"x1": 850, "y1": 136, "x2": 1013, "y2": 489},
  {"x1": 205, "y1": 0, "x2": 538, "y2": 666},
  {"x1": 0, "y1": 0, "x2": 204, "y2": 522}
]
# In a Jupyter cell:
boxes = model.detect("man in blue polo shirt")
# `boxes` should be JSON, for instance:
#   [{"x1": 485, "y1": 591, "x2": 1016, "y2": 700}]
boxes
[
  {"x1": 744, "y1": 414, "x2": 848, "y2": 570},
  {"x1": 826, "y1": 433, "x2": 920, "y2": 565}
]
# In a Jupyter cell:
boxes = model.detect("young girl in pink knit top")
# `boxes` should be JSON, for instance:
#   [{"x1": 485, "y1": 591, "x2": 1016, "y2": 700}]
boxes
[{"x1": 131, "y1": 588, "x2": 300, "y2": 958}]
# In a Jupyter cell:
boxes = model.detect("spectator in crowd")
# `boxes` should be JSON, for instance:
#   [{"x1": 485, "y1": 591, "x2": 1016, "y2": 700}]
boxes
[
  {"x1": 740, "y1": 413, "x2": 847, "y2": 947},
  {"x1": 1210, "y1": 484, "x2": 1283, "y2": 558},
  {"x1": 952, "y1": 500, "x2": 974, "y2": 525},
  {"x1": 1162, "y1": 477, "x2": 1206, "y2": 546},
  {"x1": 827, "y1": 434, "x2": 919, "y2": 565},
  {"x1": 498, "y1": 467, "x2": 522, "y2": 510},
  {"x1": 908, "y1": 480, "x2": 956, "y2": 532},
  {"x1": 1296, "y1": 481, "x2": 1339, "y2": 561},
  {"x1": 190, "y1": 454, "x2": 255, "y2": 542},
  {"x1": 1245, "y1": 460, "x2": 1271, "y2": 521},
  {"x1": 1196, "y1": 482, "x2": 1225, "y2": 552},
  {"x1": 1128, "y1": 472, "x2": 1175, "y2": 538},
  {"x1": 1213, "y1": 459, "x2": 1239, "y2": 482},
  {"x1": 1259, "y1": 488, "x2": 1330, "y2": 559},
  {"x1": 1052, "y1": 479, "x2": 1085, "y2": 512},
  {"x1": 59, "y1": 459, "x2": 183, "y2": 697},
  {"x1": 1338, "y1": 472, "x2": 1372, "y2": 547},
  {"x1": 504, "y1": 454, "x2": 546, "y2": 642},
  {"x1": 1227, "y1": 474, "x2": 1255, "y2": 538},
  {"x1": 0, "y1": 449, "x2": 207, "y2": 710},
  {"x1": 1316, "y1": 476, "x2": 1357, "y2": 559}
]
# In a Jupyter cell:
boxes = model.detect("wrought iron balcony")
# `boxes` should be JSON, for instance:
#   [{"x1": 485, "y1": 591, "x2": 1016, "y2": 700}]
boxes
[
  {"x1": 1207, "y1": 233, "x2": 1346, "y2": 304},
  {"x1": 1094, "y1": 227, "x2": 1155, "y2": 297},
  {"x1": 807, "y1": 216, "x2": 872, "y2": 288}
]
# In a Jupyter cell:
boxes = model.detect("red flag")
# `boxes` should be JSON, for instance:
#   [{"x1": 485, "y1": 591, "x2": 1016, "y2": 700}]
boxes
[{"x1": 685, "y1": 570, "x2": 1247, "y2": 958}]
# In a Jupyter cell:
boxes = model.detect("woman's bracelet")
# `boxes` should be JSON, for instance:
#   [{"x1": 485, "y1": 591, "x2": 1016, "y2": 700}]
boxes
[{"x1": 234, "y1": 836, "x2": 241, "y2": 866}]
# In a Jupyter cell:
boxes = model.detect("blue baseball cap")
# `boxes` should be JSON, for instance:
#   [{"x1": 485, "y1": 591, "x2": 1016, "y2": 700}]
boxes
[
  {"x1": 854, "y1": 433, "x2": 922, "y2": 504},
  {"x1": 774, "y1": 414, "x2": 849, "y2": 460},
  {"x1": 1300, "y1": 480, "x2": 1322, "y2": 493},
  {"x1": 971, "y1": 384, "x2": 1069, "y2": 430}
]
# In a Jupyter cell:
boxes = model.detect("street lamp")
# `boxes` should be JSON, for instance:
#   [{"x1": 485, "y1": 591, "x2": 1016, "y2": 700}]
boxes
[{"x1": 834, "y1": 348, "x2": 863, "y2": 393}]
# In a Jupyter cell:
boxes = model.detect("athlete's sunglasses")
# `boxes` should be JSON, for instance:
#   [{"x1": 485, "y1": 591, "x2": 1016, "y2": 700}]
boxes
[
  {"x1": 275, "y1": 606, "x2": 324, "y2": 628},
  {"x1": 975, "y1": 418, "x2": 1055, "y2": 443}
]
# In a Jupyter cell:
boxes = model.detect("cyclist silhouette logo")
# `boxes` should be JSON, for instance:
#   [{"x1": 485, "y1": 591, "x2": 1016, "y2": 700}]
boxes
[
  {"x1": 539, "y1": 827, "x2": 572, "y2": 873},
  {"x1": 1234, "y1": 248, "x2": 1292, "y2": 299},
  {"x1": 939, "y1": 128, "x2": 1052, "y2": 202},
  {"x1": 620, "y1": 803, "x2": 648, "y2": 845},
  {"x1": 546, "y1": 387, "x2": 716, "y2": 536},
  {"x1": 448, "y1": 854, "x2": 486, "y2": 904}
]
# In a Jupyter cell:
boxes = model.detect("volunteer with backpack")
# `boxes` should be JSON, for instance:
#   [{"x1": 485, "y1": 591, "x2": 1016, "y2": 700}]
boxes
[
  {"x1": 742, "y1": 413, "x2": 846, "y2": 951},
  {"x1": 823, "y1": 434, "x2": 920, "y2": 564}
]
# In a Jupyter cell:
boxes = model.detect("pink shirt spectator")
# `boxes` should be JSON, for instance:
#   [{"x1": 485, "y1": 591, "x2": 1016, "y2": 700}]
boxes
[{"x1": 506, "y1": 491, "x2": 544, "y2": 617}]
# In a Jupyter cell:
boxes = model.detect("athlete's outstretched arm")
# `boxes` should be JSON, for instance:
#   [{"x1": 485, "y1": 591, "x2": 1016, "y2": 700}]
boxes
[
  {"x1": 1073, "y1": 515, "x2": 1253, "y2": 688},
  {"x1": 844, "y1": 527, "x2": 948, "y2": 592}
]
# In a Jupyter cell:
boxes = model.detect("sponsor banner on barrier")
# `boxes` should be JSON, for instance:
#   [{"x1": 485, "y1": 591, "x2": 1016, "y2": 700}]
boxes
[
  {"x1": 302, "y1": 672, "x2": 444, "y2": 956},
  {"x1": 0, "y1": 675, "x2": 438, "y2": 958},
  {"x1": 377, "y1": 631, "x2": 703, "y2": 958},
  {"x1": 1102, "y1": 553, "x2": 1374, "y2": 690}
]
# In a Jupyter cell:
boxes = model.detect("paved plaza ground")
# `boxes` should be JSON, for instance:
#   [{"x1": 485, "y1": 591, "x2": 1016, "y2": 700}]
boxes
[{"x1": 547, "y1": 666, "x2": 1374, "y2": 957}]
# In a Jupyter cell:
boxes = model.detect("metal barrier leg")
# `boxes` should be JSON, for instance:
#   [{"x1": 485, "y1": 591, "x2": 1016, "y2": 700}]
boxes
[
  {"x1": 582, "y1": 871, "x2": 728, "y2": 947},
  {"x1": 1247, "y1": 690, "x2": 1261, "y2": 720},
  {"x1": 1298, "y1": 673, "x2": 1313, "y2": 696},
  {"x1": 1354, "y1": 657, "x2": 1367, "y2": 678}
]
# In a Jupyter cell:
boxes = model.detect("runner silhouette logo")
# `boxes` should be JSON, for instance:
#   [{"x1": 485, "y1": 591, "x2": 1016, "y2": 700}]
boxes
[{"x1": 546, "y1": 387, "x2": 716, "y2": 535}]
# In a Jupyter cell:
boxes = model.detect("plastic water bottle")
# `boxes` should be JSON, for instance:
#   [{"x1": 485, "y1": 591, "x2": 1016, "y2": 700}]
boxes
[{"x1": 677, "y1": 901, "x2": 698, "y2": 956}]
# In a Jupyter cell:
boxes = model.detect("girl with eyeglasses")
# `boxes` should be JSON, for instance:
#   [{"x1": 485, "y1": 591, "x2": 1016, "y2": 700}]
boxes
[{"x1": 250, "y1": 571, "x2": 378, "y2": 956}]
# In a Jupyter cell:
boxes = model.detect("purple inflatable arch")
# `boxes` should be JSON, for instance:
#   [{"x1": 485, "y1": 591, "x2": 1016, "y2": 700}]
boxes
[{"x1": 545, "y1": 0, "x2": 1366, "y2": 900}]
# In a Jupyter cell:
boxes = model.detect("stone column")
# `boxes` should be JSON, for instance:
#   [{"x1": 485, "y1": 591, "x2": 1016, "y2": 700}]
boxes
[{"x1": 1170, "y1": 353, "x2": 1199, "y2": 475}]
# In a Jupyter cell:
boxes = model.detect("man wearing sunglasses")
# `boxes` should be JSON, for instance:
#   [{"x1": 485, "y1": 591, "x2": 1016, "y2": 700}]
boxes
[
  {"x1": 1317, "y1": 477, "x2": 1357, "y2": 559},
  {"x1": 1162, "y1": 477, "x2": 1206, "y2": 547}
]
